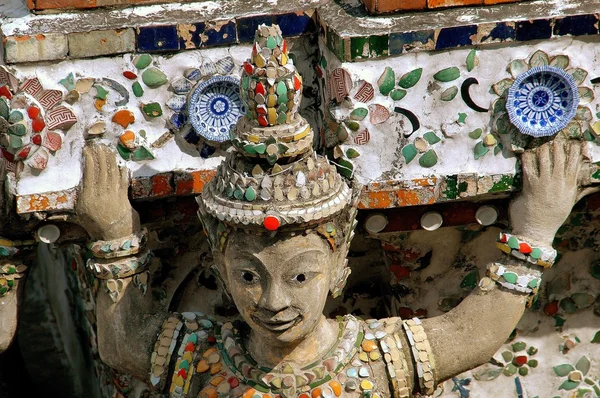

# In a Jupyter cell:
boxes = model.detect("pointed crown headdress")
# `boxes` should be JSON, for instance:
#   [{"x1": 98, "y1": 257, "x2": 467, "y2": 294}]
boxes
[{"x1": 197, "y1": 24, "x2": 359, "y2": 253}]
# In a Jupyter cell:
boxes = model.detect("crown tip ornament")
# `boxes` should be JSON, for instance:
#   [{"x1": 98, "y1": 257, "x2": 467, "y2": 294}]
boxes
[{"x1": 197, "y1": 24, "x2": 359, "y2": 252}]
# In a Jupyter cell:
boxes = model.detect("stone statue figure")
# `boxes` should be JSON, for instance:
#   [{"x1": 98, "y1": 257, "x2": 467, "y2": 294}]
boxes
[{"x1": 72, "y1": 24, "x2": 589, "y2": 398}]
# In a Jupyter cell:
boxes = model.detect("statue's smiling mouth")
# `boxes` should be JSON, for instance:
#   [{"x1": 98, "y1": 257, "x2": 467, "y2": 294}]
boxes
[{"x1": 252, "y1": 315, "x2": 302, "y2": 332}]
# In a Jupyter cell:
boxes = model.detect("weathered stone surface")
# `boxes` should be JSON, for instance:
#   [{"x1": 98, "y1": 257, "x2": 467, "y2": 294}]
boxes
[
  {"x1": 68, "y1": 28, "x2": 135, "y2": 58},
  {"x1": 4, "y1": 33, "x2": 68, "y2": 63}
]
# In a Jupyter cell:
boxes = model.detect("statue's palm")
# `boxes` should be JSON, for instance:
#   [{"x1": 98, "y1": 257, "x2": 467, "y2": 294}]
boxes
[{"x1": 75, "y1": 144, "x2": 139, "y2": 241}]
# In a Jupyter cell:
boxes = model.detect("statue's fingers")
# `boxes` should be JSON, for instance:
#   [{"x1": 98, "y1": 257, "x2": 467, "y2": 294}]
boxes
[
  {"x1": 521, "y1": 150, "x2": 538, "y2": 181},
  {"x1": 103, "y1": 145, "x2": 120, "y2": 189},
  {"x1": 536, "y1": 143, "x2": 551, "y2": 178},
  {"x1": 552, "y1": 139, "x2": 565, "y2": 176},
  {"x1": 97, "y1": 144, "x2": 109, "y2": 189},
  {"x1": 82, "y1": 145, "x2": 98, "y2": 191},
  {"x1": 118, "y1": 162, "x2": 129, "y2": 193},
  {"x1": 566, "y1": 141, "x2": 582, "y2": 178}
]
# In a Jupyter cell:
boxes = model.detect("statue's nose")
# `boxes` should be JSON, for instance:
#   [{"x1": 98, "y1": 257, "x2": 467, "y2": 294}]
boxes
[{"x1": 258, "y1": 281, "x2": 291, "y2": 314}]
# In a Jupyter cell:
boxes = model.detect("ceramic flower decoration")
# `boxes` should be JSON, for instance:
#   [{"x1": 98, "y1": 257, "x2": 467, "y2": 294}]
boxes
[{"x1": 491, "y1": 50, "x2": 594, "y2": 151}]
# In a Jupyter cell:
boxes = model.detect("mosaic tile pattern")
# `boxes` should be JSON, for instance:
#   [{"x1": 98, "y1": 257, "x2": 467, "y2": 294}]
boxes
[{"x1": 320, "y1": 5, "x2": 600, "y2": 62}]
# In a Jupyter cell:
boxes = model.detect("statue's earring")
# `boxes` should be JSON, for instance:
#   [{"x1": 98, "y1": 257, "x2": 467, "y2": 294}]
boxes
[{"x1": 330, "y1": 260, "x2": 351, "y2": 298}]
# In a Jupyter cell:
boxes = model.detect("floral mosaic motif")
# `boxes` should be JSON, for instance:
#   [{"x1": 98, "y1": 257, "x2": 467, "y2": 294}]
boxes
[
  {"x1": 506, "y1": 66, "x2": 579, "y2": 137},
  {"x1": 491, "y1": 50, "x2": 595, "y2": 152},
  {"x1": 468, "y1": 127, "x2": 502, "y2": 160},
  {"x1": 0, "y1": 67, "x2": 75, "y2": 174},
  {"x1": 553, "y1": 355, "x2": 600, "y2": 395},
  {"x1": 188, "y1": 76, "x2": 244, "y2": 143},
  {"x1": 401, "y1": 131, "x2": 442, "y2": 168}
]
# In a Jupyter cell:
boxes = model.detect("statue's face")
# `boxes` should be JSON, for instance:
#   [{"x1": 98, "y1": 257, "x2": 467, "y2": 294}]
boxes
[{"x1": 224, "y1": 232, "x2": 334, "y2": 344}]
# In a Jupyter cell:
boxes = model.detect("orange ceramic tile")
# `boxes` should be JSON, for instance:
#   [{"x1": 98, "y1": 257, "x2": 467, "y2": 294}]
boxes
[
  {"x1": 34, "y1": 0, "x2": 96, "y2": 9},
  {"x1": 151, "y1": 173, "x2": 174, "y2": 197},
  {"x1": 362, "y1": 0, "x2": 426, "y2": 13},
  {"x1": 483, "y1": 0, "x2": 519, "y2": 3},
  {"x1": 175, "y1": 170, "x2": 216, "y2": 195},
  {"x1": 358, "y1": 190, "x2": 393, "y2": 209},
  {"x1": 427, "y1": 0, "x2": 482, "y2": 8}
]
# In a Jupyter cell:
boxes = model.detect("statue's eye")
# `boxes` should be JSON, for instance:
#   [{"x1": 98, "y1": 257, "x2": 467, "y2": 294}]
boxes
[
  {"x1": 241, "y1": 271, "x2": 257, "y2": 283},
  {"x1": 292, "y1": 273, "x2": 307, "y2": 283}
]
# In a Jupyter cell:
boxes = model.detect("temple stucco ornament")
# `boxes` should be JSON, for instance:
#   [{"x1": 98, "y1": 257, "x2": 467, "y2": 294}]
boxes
[{"x1": 57, "y1": 24, "x2": 594, "y2": 398}]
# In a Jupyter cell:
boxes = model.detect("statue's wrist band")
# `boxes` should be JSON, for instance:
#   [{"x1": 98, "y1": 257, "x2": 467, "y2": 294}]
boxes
[
  {"x1": 496, "y1": 232, "x2": 556, "y2": 268},
  {"x1": 87, "y1": 228, "x2": 148, "y2": 259},
  {"x1": 402, "y1": 318, "x2": 436, "y2": 396},
  {"x1": 86, "y1": 249, "x2": 152, "y2": 279}
]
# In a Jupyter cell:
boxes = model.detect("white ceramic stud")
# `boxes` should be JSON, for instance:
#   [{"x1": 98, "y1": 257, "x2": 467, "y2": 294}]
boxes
[
  {"x1": 364, "y1": 213, "x2": 388, "y2": 234},
  {"x1": 36, "y1": 224, "x2": 60, "y2": 244},
  {"x1": 475, "y1": 205, "x2": 498, "y2": 226},
  {"x1": 421, "y1": 212, "x2": 443, "y2": 231}
]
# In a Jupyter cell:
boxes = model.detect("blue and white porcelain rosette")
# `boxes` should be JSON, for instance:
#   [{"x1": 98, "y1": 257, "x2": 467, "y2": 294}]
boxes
[
  {"x1": 188, "y1": 75, "x2": 244, "y2": 143},
  {"x1": 506, "y1": 66, "x2": 579, "y2": 138}
]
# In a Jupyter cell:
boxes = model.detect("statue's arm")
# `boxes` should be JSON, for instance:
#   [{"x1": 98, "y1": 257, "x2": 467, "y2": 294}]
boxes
[{"x1": 415, "y1": 140, "x2": 584, "y2": 388}]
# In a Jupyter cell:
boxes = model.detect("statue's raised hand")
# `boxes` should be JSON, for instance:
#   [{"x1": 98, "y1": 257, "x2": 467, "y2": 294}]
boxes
[
  {"x1": 509, "y1": 139, "x2": 583, "y2": 247},
  {"x1": 76, "y1": 144, "x2": 140, "y2": 240}
]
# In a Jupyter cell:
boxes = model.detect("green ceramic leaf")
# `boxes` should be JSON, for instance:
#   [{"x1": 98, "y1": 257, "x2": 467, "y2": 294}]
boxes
[
  {"x1": 8, "y1": 111, "x2": 23, "y2": 124},
  {"x1": 493, "y1": 78, "x2": 514, "y2": 97},
  {"x1": 398, "y1": 68, "x2": 423, "y2": 89},
  {"x1": 441, "y1": 86, "x2": 459, "y2": 101},
  {"x1": 503, "y1": 364, "x2": 518, "y2": 376},
  {"x1": 518, "y1": 367, "x2": 529, "y2": 376},
  {"x1": 576, "y1": 356, "x2": 591, "y2": 375},
  {"x1": 346, "y1": 148, "x2": 360, "y2": 159},
  {"x1": 568, "y1": 68, "x2": 588, "y2": 86},
  {"x1": 493, "y1": 98, "x2": 507, "y2": 114},
  {"x1": 418, "y1": 149, "x2": 438, "y2": 168},
  {"x1": 473, "y1": 367, "x2": 502, "y2": 381},
  {"x1": 458, "y1": 113, "x2": 467, "y2": 124},
  {"x1": 402, "y1": 144, "x2": 418, "y2": 164},
  {"x1": 578, "y1": 87, "x2": 594, "y2": 105},
  {"x1": 460, "y1": 270, "x2": 478, "y2": 289},
  {"x1": 335, "y1": 157, "x2": 354, "y2": 179},
  {"x1": 512, "y1": 342, "x2": 526, "y2": 352},
  {"x1": 94, "y1": 85, "x2": 109, "y2": 100},
  {"x1": 509, "y1": 60, "x2": 528, "y2": 79},
  {"x1": 350, "y1": 108, "x2": 368, "y2": 121},
  {"x1": 501, "y1": 351, "x2": 513, "y2": 362},
  {"x1": 133, "y1": 54, "x2": 152, "y2": 70},
  {"x1": 558, "y1": 380, "x2": 580, "y2": 391},
  {"x1": 528, "y1": 359, "x2": 538, "y2": 368},
  {"x1": 554, "y1": 364, "x2": 575, "y2": 377},
  {"x1": 527, "y1": 346, "x2": 538, "y2": 356},
  {"x1": 550, "y1": 55, "x2": 570, "y2": 69},
  {"x1": 433, "y1": 67, "x2": 460, "y2": 82},
  {"x1": 474, "y1": 141, "x2": 488, "y2": 160},
  {"x1": 529, "y1": 50, "x2": 549, "y2": 68},
  {"x1": 466, "y1": 49, "x2": 478, "y2": 72},
  {"x1": 494, "y1": 145, "x2": 502, "y2": 156},
  {"x1": 423, "y1": 131, "x2": 441, "y2": 145},
  {"x1": 390, "y1": 89, "x2": 407, "y2": 101},
  {"x1": 0, "y1": 98, "x2": 8, "y2": 120},
  {"x1": 346, "y1": 121, "x2": 360, "y2": 131},
  {"x1": 591, "y1": 331, "x2": 600, "y2": 343},
  {"x1": 378, "y1": 67, "x2": 396, "y2": 96},
  {"x1": 469, "y1": 128, "x2": 483, "y2": 139}
]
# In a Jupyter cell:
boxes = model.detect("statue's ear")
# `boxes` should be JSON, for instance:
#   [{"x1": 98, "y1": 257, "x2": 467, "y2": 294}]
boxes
[
  {"x1": 329, "y1": 242, "x2": 350, "y2": 298},
  {"x1": 210, "y1": 251, "x2": 233, "y2": 302}
]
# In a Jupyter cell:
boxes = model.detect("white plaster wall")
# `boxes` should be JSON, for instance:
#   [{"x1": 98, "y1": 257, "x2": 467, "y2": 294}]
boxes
[
  {"x1": 322, "y1": 35, "x2": 600, "y2": 186},
  {"x1": 11, "y1": 45, "x2": 252, "y2": 195}
]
